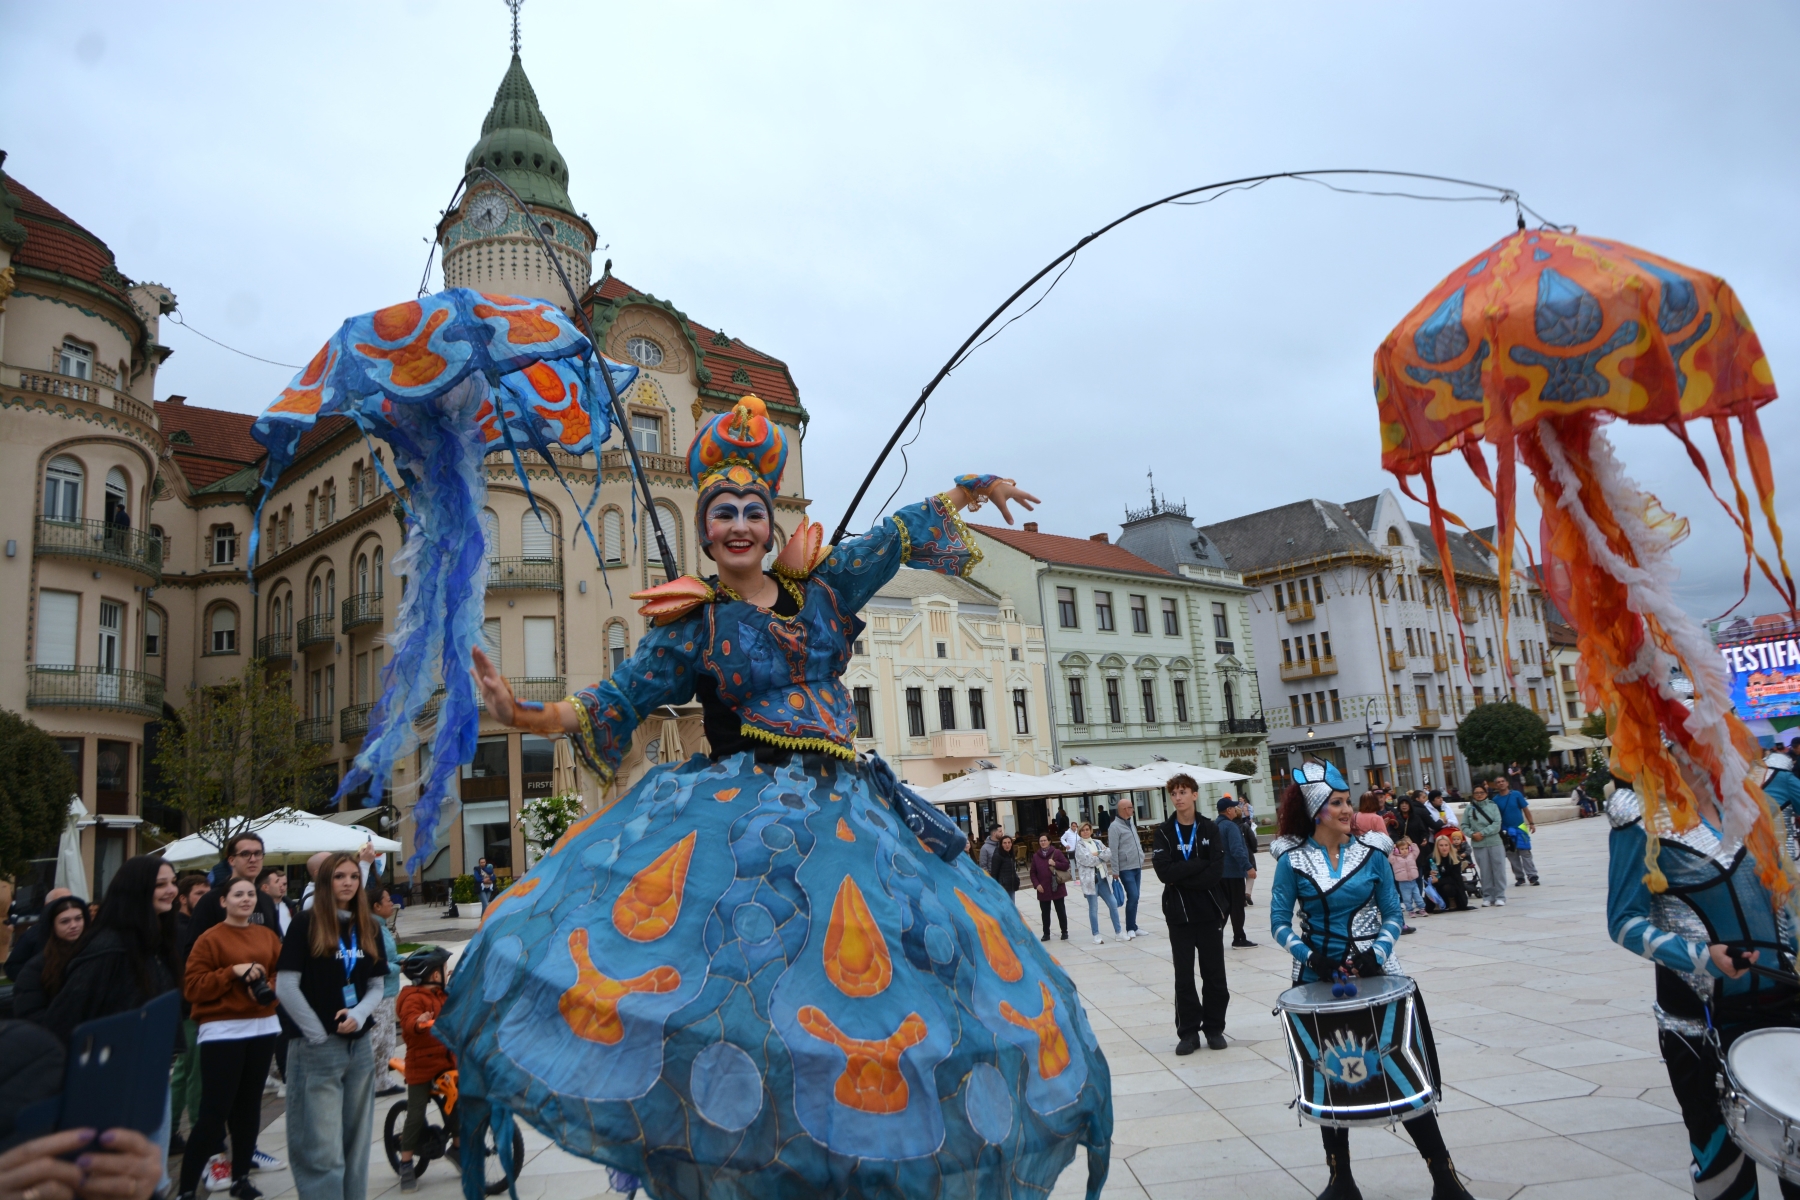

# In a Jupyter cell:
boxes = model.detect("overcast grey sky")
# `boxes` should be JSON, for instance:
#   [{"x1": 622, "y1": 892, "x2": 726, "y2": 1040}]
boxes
[{"x1": 5, "y1": 1, "x2": 1797, "y2": 621}]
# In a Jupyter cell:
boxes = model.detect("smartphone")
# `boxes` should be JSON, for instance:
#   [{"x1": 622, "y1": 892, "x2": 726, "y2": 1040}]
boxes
[{"x1": 58, "y1": 991, "x2": 181, "y2": 1138}]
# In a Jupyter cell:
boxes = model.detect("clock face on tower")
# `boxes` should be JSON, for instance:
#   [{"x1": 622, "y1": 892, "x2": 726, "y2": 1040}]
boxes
[{"x1": 466, "y1": 193, "x2": 509, "y2": 233}]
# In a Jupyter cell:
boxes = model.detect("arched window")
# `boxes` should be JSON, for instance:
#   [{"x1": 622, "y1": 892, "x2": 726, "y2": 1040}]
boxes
[
  {"x1": 311, "y1": 576, "x2": 323, "y2": 616},
  {"x1": 326, "y1": 569, "x2": 336, "y2": 610},
  {"x1": 210, "y1": 606, "x2": 238, "y2": 655},
  {"x1": 521, "y1": 508, "x2": 555, "y2": 560},
  {"x1": 357, "y1": 554, "x2": 369, "y2": 594},
  {"x1": 646, "y1": 501, "x2": 683, "y2": 577},
  {"x1": 372, "y1": 548, "x2": 385, "y2": 596},
  {"x1": 284, "y1": 593, "x2": 293, "y2": 634},
  {"x1": 607, "y1": 621, "x2": 628, "y2": 673},
  {"x1": 1386, "y1": 527, "x2": 1403, "y2": 546},
  {"x1": 480, "y1": 508, "x2": 499, "y2": 558},
  {"x1": 44, "y1": 456, "x2": 83, "y2": 523},
  {"x1": 602, "y1": 508, "x2": 624, "y2": 565},
  {"x1": 104, "y1": 467, "x2": 128, "y2": 525}
]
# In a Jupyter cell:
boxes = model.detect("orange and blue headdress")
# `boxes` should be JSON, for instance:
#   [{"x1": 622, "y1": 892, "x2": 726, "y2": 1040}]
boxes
[{"x1": 689, "y1": 394, "x2": 786, "y2": 545}]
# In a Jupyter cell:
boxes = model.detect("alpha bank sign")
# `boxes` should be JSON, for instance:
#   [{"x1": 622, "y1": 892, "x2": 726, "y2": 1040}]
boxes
[{"x1": 1721, "y1": 637, "x2": 1800, "y2": 720}]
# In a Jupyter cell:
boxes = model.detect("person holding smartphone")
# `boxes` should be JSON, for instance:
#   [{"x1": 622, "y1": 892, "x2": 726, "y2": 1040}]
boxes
[
  {"x1": 176, "y1": 879, "x2": 281, "y2": 1200},
  {"x1": 274, "y1": 853, "x2": 386, "y2": 1200}
]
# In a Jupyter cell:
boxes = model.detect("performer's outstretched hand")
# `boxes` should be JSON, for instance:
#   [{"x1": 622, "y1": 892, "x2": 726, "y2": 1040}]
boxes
[
  {"x1": 986, "y1": 480, "x2": 1039, "y2": 525},
  {"x1": 471, "y1": 646, "x2": 515, "y2": 725}
]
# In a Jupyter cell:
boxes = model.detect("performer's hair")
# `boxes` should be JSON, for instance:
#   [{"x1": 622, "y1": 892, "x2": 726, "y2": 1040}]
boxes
[{"x1": 1277, "y1": 783, "x2": 1315, "y2": 840}]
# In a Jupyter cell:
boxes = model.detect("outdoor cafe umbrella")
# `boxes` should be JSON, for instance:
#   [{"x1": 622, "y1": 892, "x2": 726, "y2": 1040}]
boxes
[
  {"x1": 158, "y1": 809, "x2": 402, "y2": 870},
  {"x1": 919, "y1": 769, "x2": 1058, "y2": 805},
  {"x1": 1106, "y1": 761, "x2": 1248, "y2": 790},
  {"x1": 1375, "y1": 227, "x2": 1792, "y2": 894}
]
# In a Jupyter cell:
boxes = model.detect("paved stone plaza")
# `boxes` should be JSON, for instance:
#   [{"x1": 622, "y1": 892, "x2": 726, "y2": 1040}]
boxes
[{"x1": 237, "y1": 817, "x2": 1783, "y2": 1199}]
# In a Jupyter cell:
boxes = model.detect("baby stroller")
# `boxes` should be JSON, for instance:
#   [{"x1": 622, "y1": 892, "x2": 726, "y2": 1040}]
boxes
[{"x1": 1458, "y1": 841, "x2": 1484, "y2": 900}]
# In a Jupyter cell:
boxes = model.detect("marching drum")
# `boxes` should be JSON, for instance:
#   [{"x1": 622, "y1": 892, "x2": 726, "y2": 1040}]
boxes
[
  {"x1": 1276, "y1": 975, "x2": 1437, "y2": 1127},
  {"x1": 1720, "y1": 1027, "x2": 1800, "y2": 1183}
]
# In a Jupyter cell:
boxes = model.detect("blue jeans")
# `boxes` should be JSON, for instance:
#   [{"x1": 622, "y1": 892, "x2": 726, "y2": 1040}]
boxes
[
  {"x1": 286, "y1": 1035, "x2": 375, "y2": 1200},
  {"x1": 1085, "y1": 886, "x2": 1122, "y2": 936},
  {"x1": 1117, "y1": 868, "x2": 1142, "y2": 932},
  {"x1": 1398, "y1": 878, "x2": 1422, "y2": 912}
]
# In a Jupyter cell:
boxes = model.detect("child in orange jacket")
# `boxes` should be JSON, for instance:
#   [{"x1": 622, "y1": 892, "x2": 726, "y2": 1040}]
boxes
[{"x1": 395, "y1": 949, "x2": 454, "y2": 1192}]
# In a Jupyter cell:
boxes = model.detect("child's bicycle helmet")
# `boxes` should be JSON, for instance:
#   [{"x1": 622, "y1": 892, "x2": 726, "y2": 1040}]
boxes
[{"x1": 400, "y1": 945, "x2": 452, "y2": 983}]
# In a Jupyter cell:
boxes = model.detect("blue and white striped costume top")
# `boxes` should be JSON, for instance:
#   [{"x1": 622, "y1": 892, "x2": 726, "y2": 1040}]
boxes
[
  {"x1": 1270, "y1": 832, "x2": 1406, "y2": 984},
  {"x1": 1606, "y1": 787, "x2": 1797, "y2": 1014}
]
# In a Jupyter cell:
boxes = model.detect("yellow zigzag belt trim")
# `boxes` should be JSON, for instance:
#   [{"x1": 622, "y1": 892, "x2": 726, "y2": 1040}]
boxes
[
  {"x1": 932, "y1": 494, "x2": 984, "y2": 577},
  {"x1": 739, "y1": 723, "x2": 857, "y2": 761}
]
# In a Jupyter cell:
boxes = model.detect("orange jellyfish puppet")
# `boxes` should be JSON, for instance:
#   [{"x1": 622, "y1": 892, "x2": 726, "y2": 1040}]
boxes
[{"x1": 1374, "y1": 228, "x2": 1794, "y2": 897}]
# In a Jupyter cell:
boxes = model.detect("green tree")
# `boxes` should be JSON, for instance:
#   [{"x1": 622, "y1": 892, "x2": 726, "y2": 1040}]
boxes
[
  {"x1": 150, "y1": 661, "x2": 328, "y2": 857},
  {"x1": 0, "y1": 709, "x2": 79, "y2": 879},
  {"x1": 1580, "y1": 710, "x2": 1608, "y2": 740},
  {"x1": 1456, "y1": 700, "x2": 1551, "y2": 771}
]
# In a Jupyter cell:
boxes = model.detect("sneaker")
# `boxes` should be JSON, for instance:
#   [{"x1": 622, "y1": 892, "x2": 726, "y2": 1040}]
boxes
[
  {"x1": 250, "y1": 1149, "x2": 283, "y2": 1173},
  {"x1": 1059, "y1": 931, "x2": 1068, "y2": 940},
  {"x1": 1125, "y1": 929, "x2": 1139, "y2": 940},
  {"x1": 1530, "y1": 878, "x2": 1541, "y2": 886},
  {"x1": 205, "y1": 1157, "x2": 232, "y2": 1192},
  {"x1": 1400, "y1": 924, "x2": 1416, "y2": 935},
  {"x1": 1231, "y1": 939, "x2": 1258, "y2": 948},
  {"x1": 1495, "y1": 898, "x2": 1506, "y2": 906},
  {"x1": 1092, "y1": 935, "x2": 1104, "y2": 945},
  {"x1": 399, "y1": 1162, "x2": 418, "y2": 1194},
  {"x1": 229, "y1": 1179, "x2": 262, "y2": 1200}
]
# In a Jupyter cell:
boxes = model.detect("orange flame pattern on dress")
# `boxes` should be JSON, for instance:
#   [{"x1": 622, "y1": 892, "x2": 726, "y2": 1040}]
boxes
[
  {"x1": 955, "y1": 888, "x2": 1023, "y2": 982},
  {"x1": 558, "y1": 928, "x2": 681, "y2": 1045},
  {"x1": 822, "y1": 876, "x2": 891, "y2": 997},
  {"x1": 1000, "y1": 982, "x2": 1071, "y2": 1079},
  {"x1": 836, "y1": 818, "x2": 855, "y2": 842},
  {"x1": 354, "y1": 308, "x2": 452, "y2": 389},
  {"x1": 612, "y1": 832, "x2": 696, "y2": 942},
  {"x1": 795, "y1": 1007, "x2": 927, "y2": 1114}
]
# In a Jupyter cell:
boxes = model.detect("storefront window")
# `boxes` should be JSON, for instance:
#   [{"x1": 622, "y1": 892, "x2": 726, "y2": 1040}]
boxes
[
  {"x1": 520, "y1": 735, "x2": 555, "y2": 797},
  {"x1": 460, "y1": 735, "x2": 511, "y2": 801}
]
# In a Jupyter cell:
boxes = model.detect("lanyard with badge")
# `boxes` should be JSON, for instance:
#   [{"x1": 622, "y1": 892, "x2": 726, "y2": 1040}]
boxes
[
  {"x1": 1176, "y1": 820, "x2": 1197, "y2": 860},
  {"x1": 337, "y1": 927, "x2": 360, "y2": 1009}
]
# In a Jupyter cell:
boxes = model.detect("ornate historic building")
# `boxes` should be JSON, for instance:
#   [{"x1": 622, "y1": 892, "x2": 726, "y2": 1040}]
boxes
[{"x1": 0, "y1": 45, "x2": 812, "y2": 898}]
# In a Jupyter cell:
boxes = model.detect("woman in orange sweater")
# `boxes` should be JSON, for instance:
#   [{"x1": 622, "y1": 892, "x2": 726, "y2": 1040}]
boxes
[{"x1": 177, "y1": 876, "x2": 283, "y2": 1200}]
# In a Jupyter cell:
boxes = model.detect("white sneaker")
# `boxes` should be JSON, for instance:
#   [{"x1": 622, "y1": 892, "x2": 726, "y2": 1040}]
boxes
[
  {"x1": 1495, "y1": 898, "x2": 1506, "y2": 906},
  {"x1": 251, "y1": 1149, "x2": 284, "y2": 1172},
  {"x1": 205, "y1": 1156, "x2": 232, "y2": 1192},
  {"x1": 1093, "y1": 936, "x2": 1105, "y2": 946}
]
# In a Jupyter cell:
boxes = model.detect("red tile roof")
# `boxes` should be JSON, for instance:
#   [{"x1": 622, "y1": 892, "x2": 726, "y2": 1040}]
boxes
[
  {"x1": 1, "y1": 172, "x2": 133, "y2": 307},
  {"x1": 971, "y1": 524, "x2": 1173, "y2": 577},
  {"x1": 584, "y1": 274, "x2": 801, "y2": 410},
  {"x1": 156, "y1": 397, "x2": 262, "y2": 490}
]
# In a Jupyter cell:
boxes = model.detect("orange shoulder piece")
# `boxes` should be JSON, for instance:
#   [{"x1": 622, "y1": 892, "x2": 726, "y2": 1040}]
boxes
[
  {"x1": 631, "y1": 575, "x2": 715, "y2": 625},
  {"x1": 773, "y1": 517, "x2": 830, "y2": 579}
]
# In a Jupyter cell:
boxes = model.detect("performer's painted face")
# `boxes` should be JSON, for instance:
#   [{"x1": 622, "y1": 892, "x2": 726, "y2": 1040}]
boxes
[
  {"x1": 704, "y1": 490, "x2": 772, "y2": 568},
  {"x1": 1317, "y1": 791, "x2": 1354, "y2": 835}
]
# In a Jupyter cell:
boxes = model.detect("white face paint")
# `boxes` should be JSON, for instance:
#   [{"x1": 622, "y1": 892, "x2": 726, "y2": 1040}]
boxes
[{"x1": 704, "y1": 491, "x2": 772, "y2": 570}]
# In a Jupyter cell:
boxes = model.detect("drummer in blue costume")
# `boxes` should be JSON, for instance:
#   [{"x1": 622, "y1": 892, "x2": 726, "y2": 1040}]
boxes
[
  {"x1": 1606, "y1": 763, "x2": 1800, "y2": 1200},
  {"x1": 1270, "y1": 760, "x2": 1475, "y2": 1200},
  {"x1": 437, "y1": 395, "x2": 1112, "y2": 1200}
]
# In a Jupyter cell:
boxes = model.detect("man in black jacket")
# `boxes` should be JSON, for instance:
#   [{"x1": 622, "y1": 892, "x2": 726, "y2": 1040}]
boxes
[
  {"x1": 1152, "y1": 775, "x2": 1230, "y2": 1054},
  {"x1": 179, "y1": 832, "x2": 284, "y2": 956}
]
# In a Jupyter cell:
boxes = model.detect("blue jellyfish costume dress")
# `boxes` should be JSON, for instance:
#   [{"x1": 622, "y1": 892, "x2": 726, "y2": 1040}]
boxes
[{"x1": 433, "y1": 398, "x2": 1111, "y2": 1199}]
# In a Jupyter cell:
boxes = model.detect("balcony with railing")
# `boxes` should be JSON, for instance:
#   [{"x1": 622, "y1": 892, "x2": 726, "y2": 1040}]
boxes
[
  {"x1": 1468, "y1": 655, "x2": 1488, "y2": 675},
  {"x1": 28, "y1": 666, "x2": 164, "y2": 717},
  {"x1": 35, "y1": 517, "x2": 162, "y2": 581},
  {"x1": 296, "y1": 716, "x2": 334, "y2": 745},
  {"x1": 1509, "y1": 658, "x2": 1523, "y2": 676},
  {"x1": 1279, "y1": 655, "x2": 1338, "y2": 681},
  {"x1": 1283, "y1": 601, "x2": 1314, "y2": 622},
  {"x1": 340, "y1": 703, "x2": 373, "y2": 741},
  {"x1": 1561, "y1": 675, "x2": 1579, "y2": 693},
  {"x1": 1433, "y1": 652, "x2": 1449, "y2": 673},
  {"x1": 1415, "y1": 708, "x2": 1442, "y2": 729},
  {"x1": 341, "y1": 591, "x2": 383, "y2": 631},
  {"x1": 296, "y1": 613, "x2": 334, "y2": 650},
  {"x1": 257, "y1": 633, "x2": 293, "y2": 664},
  {"x1": 1461, "y1": 608, "x2": 1478, "y2": 624},
  {"x1": 1387, "y1": 649, "x2": 1407, "y2": 671},
  {"x1": 8, "y1": 364, "x2": 159, "y2": 427},
  {"x1": 1218, "y1": 716, "x2": 1268, "y2": 735},
  {"x1": 488, "y1": 557, "x2": 562, "y2": 590}
]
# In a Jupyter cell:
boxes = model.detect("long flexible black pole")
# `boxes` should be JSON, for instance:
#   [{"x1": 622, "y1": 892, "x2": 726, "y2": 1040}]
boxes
[
  {"x1": 828, "y1": 168, "x2": 1539, "y2": 544},
  {"x1": 456, "y1": 168, "x2": 681, "y2": 580}
]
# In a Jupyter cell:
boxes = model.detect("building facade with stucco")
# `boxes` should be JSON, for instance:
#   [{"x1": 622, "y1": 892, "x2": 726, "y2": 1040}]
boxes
[{"x1": 0, "y1": 47, "x2": 815, "y2": 900}]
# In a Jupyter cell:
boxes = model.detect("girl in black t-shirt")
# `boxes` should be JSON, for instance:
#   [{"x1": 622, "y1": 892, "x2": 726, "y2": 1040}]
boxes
[{"x1": 275, "y1": 852, "x2": 388, "y2": 1200}]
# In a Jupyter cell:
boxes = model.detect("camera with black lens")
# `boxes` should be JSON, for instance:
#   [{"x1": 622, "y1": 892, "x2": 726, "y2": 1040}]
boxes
[{"x1": 242, "y1": 964, "x2": 276, "y2": 1006}]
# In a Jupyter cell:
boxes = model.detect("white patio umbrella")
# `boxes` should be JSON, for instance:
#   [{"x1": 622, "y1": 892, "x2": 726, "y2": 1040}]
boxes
[
  {"x1": 1032, "y1": 764, "x2": 1144, "y2": 795},
  {"x1": 53, "y1": 795, "x2": 90, "y2": 900},
  {"x1": 158, "y1": 808, "x2": 401, "y2": 869},
  {"x1": 1106, "y1": 761, "x2": 1248, "y2": 790},
  {"x1": 920, "y1": 770, "x2": 1057, "y2": 805}
]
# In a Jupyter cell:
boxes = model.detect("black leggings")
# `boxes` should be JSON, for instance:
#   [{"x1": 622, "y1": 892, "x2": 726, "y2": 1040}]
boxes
[
  {"x1": 1321, "y1": 1113, "x2": 1448, "y2": 1160},
  {"x1": 1038, "y1": 897, "x2": 1067, "y2": 936},
  {"x1": 180, "y1": 1034, "x2": 277, "y2": 1193}
]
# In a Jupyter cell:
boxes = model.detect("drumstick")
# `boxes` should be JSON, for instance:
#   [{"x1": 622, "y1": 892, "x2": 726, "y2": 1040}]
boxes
[{"x1": 1726, "y1": 947, "x2": 1800, "y2": 986}]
